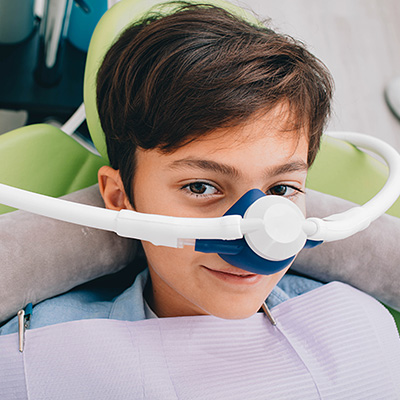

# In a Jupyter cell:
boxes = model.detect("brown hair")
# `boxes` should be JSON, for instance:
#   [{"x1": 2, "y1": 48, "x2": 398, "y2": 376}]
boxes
[{"x1": 97, "y1": 2, "x2": 333, "y2": 205}]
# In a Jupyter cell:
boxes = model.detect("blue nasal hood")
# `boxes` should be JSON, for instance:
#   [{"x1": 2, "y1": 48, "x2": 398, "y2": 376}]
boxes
[{"x1": 195, "y1": 189, "x2": 322, "y2": 275}]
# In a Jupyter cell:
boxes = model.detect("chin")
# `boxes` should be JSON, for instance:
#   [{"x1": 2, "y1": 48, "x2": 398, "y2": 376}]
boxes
[{"x1": 207, "y1": 303, "x2": 262, "y2": 320}]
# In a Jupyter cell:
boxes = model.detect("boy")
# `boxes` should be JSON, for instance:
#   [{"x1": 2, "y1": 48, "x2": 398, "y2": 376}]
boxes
[
  {"x1": 95, "y1": 1, "x2": 332, "y2": 320},
  {"x1": 1, "y1": 3, "x2": 399, "y2": 398}
]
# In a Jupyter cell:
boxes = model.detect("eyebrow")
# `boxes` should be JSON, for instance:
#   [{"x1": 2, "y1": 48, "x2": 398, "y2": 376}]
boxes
[
  {"x1": 269, "y1": 160, "x2": 308, "y2": 177},
  {"x1": 168, "y1": 158, "x2": 308, "y2": 179}
]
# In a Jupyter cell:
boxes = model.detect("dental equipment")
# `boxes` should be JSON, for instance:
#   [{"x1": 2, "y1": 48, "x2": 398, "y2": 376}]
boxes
[{"x1": 0, "y1": 131, "x2": 399, "y2": 275}]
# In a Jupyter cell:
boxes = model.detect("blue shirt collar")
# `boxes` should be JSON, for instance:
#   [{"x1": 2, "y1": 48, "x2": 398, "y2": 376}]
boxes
[{"x1": 109, "y1": 269, "x2": 149, "y2": 321}]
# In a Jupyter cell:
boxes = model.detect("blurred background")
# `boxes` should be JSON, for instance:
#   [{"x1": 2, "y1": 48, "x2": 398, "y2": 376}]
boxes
[
  {"x1": 1, "y1": 0, "x2": 400, "y2": 153},
  {"x1": 246, "y1": 0, "x2": 400, "y2": 153}
]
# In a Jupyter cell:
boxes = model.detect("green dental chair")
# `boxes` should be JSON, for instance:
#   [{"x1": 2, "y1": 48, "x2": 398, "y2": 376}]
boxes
[{"x1": 0, "y1": 0, "x2": 399, "y2": 330}]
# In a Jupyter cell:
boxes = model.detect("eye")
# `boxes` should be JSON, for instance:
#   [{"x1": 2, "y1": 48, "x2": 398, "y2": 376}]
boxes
[
  {"x1": 182, "y1": 181, "x2": 220, "y2": 197},
  {"x1": 267, "y1": 185, "x2": 302, "y2": 198}
]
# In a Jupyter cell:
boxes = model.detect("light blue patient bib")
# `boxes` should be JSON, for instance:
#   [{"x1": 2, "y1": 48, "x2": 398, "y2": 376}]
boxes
[{"x1": 1, "y1": 282, "x2": 399, "y2": 400}]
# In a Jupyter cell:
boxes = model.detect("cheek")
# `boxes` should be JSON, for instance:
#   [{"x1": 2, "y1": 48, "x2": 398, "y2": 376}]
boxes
[
  {"x1": 143, "y1": 242, "x2": 193, "y2": 270},
  {"x1": 294, "y1": 195, "x2": 306, "y2": 216},
  {"x1": 141, "y1": 241, "x2": 202, "y2": 291}
]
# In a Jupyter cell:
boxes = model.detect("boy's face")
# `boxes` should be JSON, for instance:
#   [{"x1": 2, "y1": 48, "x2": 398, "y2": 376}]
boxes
[{"x1": 102, "y1": 109, "x2": 309, "y2": 319}]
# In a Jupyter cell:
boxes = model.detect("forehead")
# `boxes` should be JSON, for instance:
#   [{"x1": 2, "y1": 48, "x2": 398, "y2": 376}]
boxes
[
  {"x1": 136, "y1": 108, "x2": 309, "y2": 177},
  {"x1": 177, "y1": 105, "x2": 306, "y2": 154},
  {"x1": 173, "y1": 103, "x2": 309, "y2": 155}
]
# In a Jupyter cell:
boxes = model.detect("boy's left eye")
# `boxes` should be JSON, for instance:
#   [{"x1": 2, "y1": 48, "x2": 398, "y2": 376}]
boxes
[{"x1": 182, "y1": 182, "x2": 220, "y2": 197}]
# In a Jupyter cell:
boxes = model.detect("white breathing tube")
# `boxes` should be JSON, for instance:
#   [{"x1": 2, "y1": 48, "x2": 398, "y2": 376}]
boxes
[
  {"x1": 306, "y1": 131, "x2": 400, "y2": 242},
  {"x1": 0, "y1": 184, "x2": 244, "y2": 247},
  {"x1": 0, "y1": 131, "x2": 399, "y2": 260}
]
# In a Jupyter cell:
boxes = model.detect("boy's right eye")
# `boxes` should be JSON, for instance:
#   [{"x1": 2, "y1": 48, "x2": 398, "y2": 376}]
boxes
[{"x1": 181, "y1": 182, "x2": 220, "y2": 198}]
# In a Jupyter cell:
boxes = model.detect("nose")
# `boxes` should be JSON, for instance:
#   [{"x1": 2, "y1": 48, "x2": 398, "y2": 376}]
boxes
[{"x1": 195, "y1": 189, "x2": 310, "y2": 275}]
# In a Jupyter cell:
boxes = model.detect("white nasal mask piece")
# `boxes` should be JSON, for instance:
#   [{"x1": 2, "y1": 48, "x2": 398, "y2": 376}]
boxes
[{"x1": 1, "y1": 131, "x2": 400, "y2": 275}]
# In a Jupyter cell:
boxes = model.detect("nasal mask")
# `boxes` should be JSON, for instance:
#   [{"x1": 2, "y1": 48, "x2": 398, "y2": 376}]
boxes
[{"x1": 1, "y1": 131, "x2": 399, "y2": 275}]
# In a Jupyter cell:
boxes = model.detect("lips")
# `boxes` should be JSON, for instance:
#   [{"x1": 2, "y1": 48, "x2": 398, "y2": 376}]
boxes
[
  {"x1": 207, "y1": 267, "x2": 255, "y2": 277},
  {"x1": 202, "y1": 265, "x2": 263, "y2": 285}
]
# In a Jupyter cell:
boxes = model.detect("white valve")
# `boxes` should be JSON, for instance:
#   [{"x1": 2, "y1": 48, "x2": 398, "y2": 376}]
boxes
[{"x1": 243, "y1": 196, "x2": 308, "y2": 261}]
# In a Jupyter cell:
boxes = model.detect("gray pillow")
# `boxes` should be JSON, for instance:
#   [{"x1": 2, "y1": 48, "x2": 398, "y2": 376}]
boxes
[
  {"x1": 0, "y1": 185, "x2": 136, "y2": 322},
  {"x1": 0, "y1": 185, "x2": 399, "y2": 323}
]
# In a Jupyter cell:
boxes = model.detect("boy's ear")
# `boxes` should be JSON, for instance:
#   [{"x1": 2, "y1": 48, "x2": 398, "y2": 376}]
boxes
[{"x1": 98, "y1": 166, "x2": 133, "y2": 211}]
